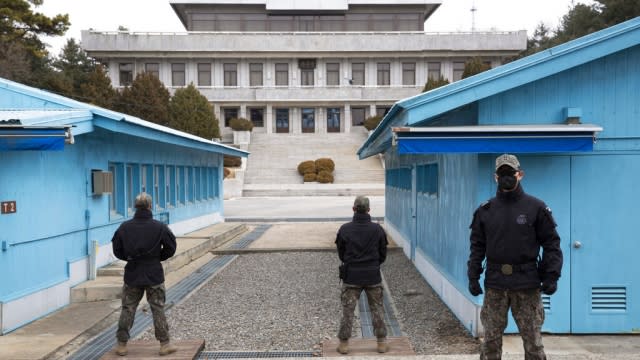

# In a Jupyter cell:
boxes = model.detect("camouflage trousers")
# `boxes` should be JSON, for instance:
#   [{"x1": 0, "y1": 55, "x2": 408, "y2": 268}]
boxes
[
  {"x1": 338, "y1": 283, "x2": 387, "y2": 340},
  {"x1": 480, "y1": 287, "x2": 546, "y2": 360},
  {"x1": 116, "y1": 283, "x2": 170, "y2": 343}
]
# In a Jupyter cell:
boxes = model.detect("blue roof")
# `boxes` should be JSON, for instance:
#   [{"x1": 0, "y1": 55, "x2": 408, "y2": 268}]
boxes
[
  {"x1": 0, "y1": 77, "x2": 249, "y2": 157},
  {"x1": 358, "y1": 16, "x2": 640, "y2": 159}
]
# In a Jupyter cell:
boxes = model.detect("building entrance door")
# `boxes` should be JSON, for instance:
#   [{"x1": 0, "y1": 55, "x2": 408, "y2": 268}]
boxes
[
  {"x1": 327, "y1": 108, "x2": 341, "y2": 133},
  {"x1": 275, "y1": 109, "x2": 289, "y2": 133}
]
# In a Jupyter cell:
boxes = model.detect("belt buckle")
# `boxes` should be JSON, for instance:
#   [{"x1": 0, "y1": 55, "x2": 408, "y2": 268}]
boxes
[{"x1": 501, "y1": 264, "x2": 513, "y2": 275}]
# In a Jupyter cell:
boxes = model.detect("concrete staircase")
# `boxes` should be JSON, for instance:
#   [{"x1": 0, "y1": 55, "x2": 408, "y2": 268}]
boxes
[
  {"x1": 70, "y1": 223, "x2": 247, "y2": 303},
  {"x1": 242, "y1": 130, "x2": 385, "y2": 196}
]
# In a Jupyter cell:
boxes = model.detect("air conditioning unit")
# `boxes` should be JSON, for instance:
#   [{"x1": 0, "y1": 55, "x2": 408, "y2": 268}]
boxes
[{"x1": 92, "y1": 170, "x2": 113, "y2": 195}]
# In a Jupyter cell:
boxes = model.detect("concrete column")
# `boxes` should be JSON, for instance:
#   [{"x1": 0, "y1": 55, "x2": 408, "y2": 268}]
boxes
[
  {"x1": 240, "y1": 104, "x2": 247, "y2": 119},
  {"x1": 344, "y1": 104, "x2": 351, "y2": 133},
  {"x1": 369, "y1": 104, "x2": 377, "y2": 118},
  {"x1": 266, "y1": 104, "x2": 273, "y2": 134},
  {"x1": 318, "y1": 108, "x2": 325, "y2": 133}
]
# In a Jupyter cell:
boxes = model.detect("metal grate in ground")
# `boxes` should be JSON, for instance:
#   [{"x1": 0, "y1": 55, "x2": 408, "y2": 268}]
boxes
[
  {"x1": 197, "y1": 351, "x2": 314, "y2": 359},
  {"x1": 69, "y1": 226, "x2": 269, "y2": 360}
]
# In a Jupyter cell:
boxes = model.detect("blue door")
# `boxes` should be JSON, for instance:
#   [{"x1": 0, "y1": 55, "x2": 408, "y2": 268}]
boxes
[{"x1": 570, "y1": 155, "x2": 640, "y2": 332}]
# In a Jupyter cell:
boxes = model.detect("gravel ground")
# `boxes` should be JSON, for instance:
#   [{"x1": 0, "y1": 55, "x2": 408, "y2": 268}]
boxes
[{"x1": 138, "y1": 251, "x2": 478, "y2": 355}]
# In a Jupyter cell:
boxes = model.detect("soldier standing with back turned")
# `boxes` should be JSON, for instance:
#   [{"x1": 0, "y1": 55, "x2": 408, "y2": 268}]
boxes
[{"x1": 467, "y1": 154, "x2": 563, "y2": 360}]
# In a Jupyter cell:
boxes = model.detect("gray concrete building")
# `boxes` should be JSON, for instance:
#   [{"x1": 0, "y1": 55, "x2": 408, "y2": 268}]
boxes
[{"x1": 81, "y1": 0, "x2": 527, "y2": 139}]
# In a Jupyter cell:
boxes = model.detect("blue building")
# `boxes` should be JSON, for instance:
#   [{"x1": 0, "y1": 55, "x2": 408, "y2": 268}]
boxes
[
  {"x1": 0, "y1": 77, "x2": 248, "y2": 334},
  {"x1": 358, "y1": 17, "x2": 640, "y2": 335}
]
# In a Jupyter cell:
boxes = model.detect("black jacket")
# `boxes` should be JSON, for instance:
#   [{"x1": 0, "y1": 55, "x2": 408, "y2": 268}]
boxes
[
  {"x1": 468, "y1": 184, "x2": 563, "y2": 290},
  {"x1": 112, "y1": 209, "x2": 177, "y2": 286},
  {"x1": 335, "y1": 213, "x2": 388, "y2": 285}
]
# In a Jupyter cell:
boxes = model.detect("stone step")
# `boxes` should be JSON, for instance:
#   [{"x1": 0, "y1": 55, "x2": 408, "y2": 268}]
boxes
[
  {"x1": 71, "y1": 223, "x2": 248, "y2": 303},
  {"x1": 242, "y1": 183, "x2": 385, "y2": 197}
]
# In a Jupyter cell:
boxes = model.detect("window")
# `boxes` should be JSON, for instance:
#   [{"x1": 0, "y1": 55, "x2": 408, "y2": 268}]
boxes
[
  {"x1": 192, "y1": 167, "x2": 198, "y2": 201},
  {"x1": 302, "y1": 108, "x2": 315, "y2": 133},
  {"x1": 351, "y1": 63, "x2": 365, "y2": 85},
  {"x1": 275, "y1": 63, "x2": 289, "y2": 86},
  {"x1": 402, "y1": 62, "x2": 415, "y2": 86},
  {"x1": 119, "y1": 63, "x2": 133, "y2": 86},
  {"x1": 176, "y1": 166, "x2": 183, "y2": 205},
  {"x1": 166, "y1": 166, "x2": 175, "y2": 207},
  {"x1": 249, "y1": 108, "x2": 265, "y2": 127},
  {"x1": 198, "y1": 63, "x2": 211, "y2": 86},
  {"x1": 109, "y1": 163, "x2": 125, "y2": 218},
  {"x1": 376, "y1": 106, "x2": 391, "y2": 117},
  {"x1": 171, "y1": 63, "x2": 186, "y2": 87},
  {"x1": 327, "y1": 108, "x2": 341, "y2": 133},
  {"x1": 249, "y1": 63, "x2": 263, "y2": 86},
  {"x1": 301, "y1": 69, "x2": 314, "y2": 86},
  {"x1": 427, "y1": 62, "x2": 441, "y2": 80},
  {"x1": 195, "y1": 167, "x2": 201, "y2": 201},
  {"x1": 326, "y1": 63, "x2": 340, "y2": 86},
  {"x1": 126, "y1": 164, "x2": 139, "y2": 215},
  {"x1": 377, "y1": 62, "x2": 390, "y2": 86},
  {"x1": 275, "y1": 108, "x2": 289, "y2": 133},
  {"x1": 184, "y1": 167, "x2": 192, "y2": 202},
  {"x1": 351, "y1": 107, "x2": 366, "y2": 126},
  {"x1": 224, "y1": 63, "x2": 237, "y2": 86},
  {"x1": 417, "y1": 163, "x2": 439, "y2": 195},
  {"x1": 140, "y1": 165, "x2": 148, "y2": 193},
  {"x1": 453, "y1": 61, "x2": 466, "y2": 81},
  {"x1": 209, "y1": 167, "x2": 218, "y2": 198},
  {"x1": 222, "y1": 107, "x2": 239, "y2": 127},
  {"x1": 145, "y1": 63, "x2": 159, "y2": 78},
  {"x1": 154, "y1": 165, "x2": 164, "y2": 210}
]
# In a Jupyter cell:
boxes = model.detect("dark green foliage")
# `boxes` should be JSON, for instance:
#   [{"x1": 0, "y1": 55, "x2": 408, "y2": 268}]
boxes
[
  {"x1": 168, "y1": 83, "x2": 220, "y2": 139},
  {"x1": 297, "y1": 160, "x2": 316, "y2": 175},
  {"x1": 461, "y1": 57, "x2": 491, "y2": 79},
  {"x1": 116, "y1": 72, "x2": 171, "y2": 126},
  {"x1": 421, "y1": 75, "x2": 450, "y2": 93},
  {"x1": 80, "y1": 65, "x2": 118, "y2": 109},
  {"x1": 315, "y1": 158, "x2": 335, "y2": 173},
  {"x1": 224, "y1": 155, "x2": 242, "y2": 167},
  {"x1": 363, "y1": 115, "x2": 383, "y2": 131},
  {"x1": 303, "y1": 173, "x2": 317, "y2": 182},
  {"x1": 229, "y1": 117, "x2": 254, "y2": 131},
  {"x1": 317, "y1": 170, "x2": 334, "y2": 183}
]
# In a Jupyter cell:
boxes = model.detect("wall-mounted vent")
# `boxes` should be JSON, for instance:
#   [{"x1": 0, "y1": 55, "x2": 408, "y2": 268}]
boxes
[
  {"x1": 92, "y1": 170, "x2": 113, "y2": 195},
  {"x1": 591, "y1": 286, "x2": 627, "y2": 312},
  {"x1": 542, "y1": 294, "x2": 551, "y2": 312}
]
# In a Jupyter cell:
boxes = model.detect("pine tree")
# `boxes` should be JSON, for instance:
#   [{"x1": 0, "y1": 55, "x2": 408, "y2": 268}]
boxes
[
  {"x1": 462, "y1": 57, "x2": 491, "y2": 79},
  {"x1": 168, "y1": 83, "x2": 220, "y2": 140},
  {"x1": 116, "y1": 72, "x2": 171, "y2": 126},
  {"x1": 80, "y1": 65, "x2": 118, "y2": 109},
  {"x1": 422, "y1": 75, "x2": 450, "y2": 93}
]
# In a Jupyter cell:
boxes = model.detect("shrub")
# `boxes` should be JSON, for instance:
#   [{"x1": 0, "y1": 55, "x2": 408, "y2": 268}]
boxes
[
  {"x1": 317, "y1": 170, "x2": 334, "y2": 183},
  {"x1": 223, "y1": 167, "x2": 231, "y2": 179},
  {"x1": 363, "y1": 115, "x2": 383, "y2": 131},
  {"x1": 229, "y1": 117, "x2": 254, "y2": 131},
  {"x1": 303, "y1": 173, "x2": 317, "y2": 182},
  {"x1": 315, "y1": 158, "x2": 335, "y2": 173},
  {"x1": 422, "y1": 75, "x2": 450, "y2": 93},
  {"x1": 297, "y1": 160, "x2": 316, "y2": 175},
  {"x1": 224, "y1": 155, "x2": 242, "y2": 167}
]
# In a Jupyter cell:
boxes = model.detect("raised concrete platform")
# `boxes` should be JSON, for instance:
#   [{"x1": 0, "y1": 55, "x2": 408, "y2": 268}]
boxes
[
  {"x1": 101, "y1": 339, "x2": 205, "y2": 359},
  {"x1": 71, "y1": 223, "x2": 247, "y2": 303},
  {"x1": 322, "y1": 337, "x2": 416, "y2": 357}
]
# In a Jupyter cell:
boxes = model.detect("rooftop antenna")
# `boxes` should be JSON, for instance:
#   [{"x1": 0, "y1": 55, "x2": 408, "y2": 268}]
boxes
[{"x1": 471, "y1": 0, "x2": 477, "y2": 32}]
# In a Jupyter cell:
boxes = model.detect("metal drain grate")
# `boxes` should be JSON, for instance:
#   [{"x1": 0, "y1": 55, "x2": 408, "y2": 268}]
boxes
[
  {"x1": 198, "y1": 351, "x2": 314, "y2": 359},
  {"x1": 358, "y1": 287, "x2": 403, "y2": 337},
  {"x1": 69, "y1": 226, "x2": 268, "y2": 360}
]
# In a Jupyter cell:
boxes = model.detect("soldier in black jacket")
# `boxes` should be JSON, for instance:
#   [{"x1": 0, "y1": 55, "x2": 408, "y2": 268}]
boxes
[
  {"x1": 112, "y1": 193, "x2": 177, "y2": 356},
  {"x1": 335, "y1": 196, "x2": 389, "y2": 354},
  {"x1": 468, "y1": 154, "x2": 563, "y2": 360}
]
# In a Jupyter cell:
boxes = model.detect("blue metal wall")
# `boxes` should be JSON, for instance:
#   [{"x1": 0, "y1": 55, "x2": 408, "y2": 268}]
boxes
[{"x1": 0, "y1": 126, "x2": 224, "y2": 303}]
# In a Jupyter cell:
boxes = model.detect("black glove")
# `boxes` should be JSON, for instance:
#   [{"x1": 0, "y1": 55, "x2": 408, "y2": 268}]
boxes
[
  {"x1": 541, "y1": 280, "x2": 557, "y2": 295},
  {"x1": 469, "y1": 279, "x2": 483, "y2": 296}
]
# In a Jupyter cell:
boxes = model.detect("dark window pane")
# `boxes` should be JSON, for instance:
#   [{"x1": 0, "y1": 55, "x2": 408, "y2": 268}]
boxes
[
  {"x1": 302, "y1": 108, "x2": 315, "y2": 133},
  {"x1": 402, "y1": 62, "x2": 415, "y2": 86},
  {"x1": 224, "y1": 63, "x2": 237, "y2": 86},
  {"x1": 275, "y1": 63, "x2": 288, "y2": 86},
  {"x1": 377, "y1": 62, "x2": 390, "y2": 86},
  {"x1": 351, "y1": 63, "x2": 365, "y2": 85},
  {"x1": 198, "y1": 63, "x2": 211, "y2": 86},
  {"x1": 145, "y1": 63, "x2": 159, "y2": 78},
  {"x1": 351, "y1": 107, "x2": 366, "y2": 126},
  {"x1": 327, "y1": 107, "x2": 340, "y2": 133},
  {"x1": 249, "y1": 108, "x2": 264, "y2": 127},
  {"x1": 119, "y1": 63, "x2": 133, "y2": 86},
  {"x1": 250, "y1": 63, "x2": 263, "y2": 87},
  {"x1": 172, "y1": 63, "x2": 186, "y2": 87},
  {"x1": 326, "y1": 62, "x2": 340, "y2": 86},
  {"x1": 222, "y1": 107, "x2": 239, "y2": 127}
]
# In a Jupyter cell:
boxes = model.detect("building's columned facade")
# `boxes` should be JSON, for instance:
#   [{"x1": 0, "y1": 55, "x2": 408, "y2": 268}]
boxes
[{"x1": 82, "y1": 1, "x2": 527, "y2": 138}]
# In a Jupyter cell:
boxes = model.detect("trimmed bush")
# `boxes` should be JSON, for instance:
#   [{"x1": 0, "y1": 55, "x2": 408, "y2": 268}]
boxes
[
  {"x1": 229, "y1": 117, "x2": 254, "y2": 131},
  {"x1": 224, "y1": 155, "x2": 242, "y2": 167},
  {"x1": 303, "y1": 173, "x2": 317, "y2": 182},
  {"x1": 317, "y1": 170, "x2": 334, "y2": 183},
  {"x1": 363, "y1": 115, "x2": 383, "y2": 131},
  {"x1": 297, "y1": 160, "x2": 316, "y2": 175},
  {"x1": 315, "y1": 158, "x2": 335, "y2": 173},
  {"x1": 223, "y1": 167, "x2": 231, "y2": 179}
]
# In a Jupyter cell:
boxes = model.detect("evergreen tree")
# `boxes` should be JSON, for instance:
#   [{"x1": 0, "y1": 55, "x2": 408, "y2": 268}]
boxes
[
  {"x1": 51, "y1": 39, "x2": 95, "y2": 99},
  {"x1": 168, "y1": 83, "x2": 220, "y2": 140},
  {"x1": 80, "y1": 65, "x2": 119, "y2": 109},
  {"x1": 422, "y1": 75, "x2": 450, "y2": 92},
  {"x1": 116, "y1": 72, "x2": 171, "y2": 126},
  {"x1": 462, "y1": 57, "x2": 492, "y2": 79},
  {"x1": 0, "y1": 0, "x2": 69, "y2": 84}
]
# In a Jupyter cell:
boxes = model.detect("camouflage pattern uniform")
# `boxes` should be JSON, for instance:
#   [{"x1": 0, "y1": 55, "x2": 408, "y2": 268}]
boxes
[
  {"x1": 338, "y1": 283, "x2": 387, "y2": 340},
  {"x1": 480, "y1": 288, "x2": 545, "y2": 360},
  {"x1": 116, "y1": 283, "x2": 170, "y2": 343}
]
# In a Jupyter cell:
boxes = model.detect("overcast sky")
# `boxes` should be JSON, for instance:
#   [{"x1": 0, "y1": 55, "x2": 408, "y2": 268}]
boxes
[{"x1": 38, "y1": 0, "x2": 594, "y2": 55}]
